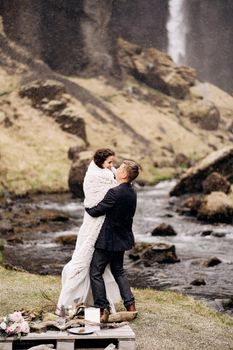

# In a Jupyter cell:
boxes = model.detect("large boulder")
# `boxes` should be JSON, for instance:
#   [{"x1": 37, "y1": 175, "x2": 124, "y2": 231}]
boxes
[
  {"x1": 128, "y1": 242, "x2": 180, "y2": 264},
  {"x1": 151, "y1": 223, "x2": 177, "y2": 236},
  {"x1": 170, "y1": 146, "x2": 233, "y2": 196},
  {"x1": 197, "y1": 191, "x2": 233, "y2": 223},
  {"x1": 202, "y1": 172, "x2": 231, "y2": 194},
  {"x1": 118, "y1": 38, "x2": 196, "y2": 99},
  {"x1": 178, "y1": 99, "x2": 220, "y2": 131},
  {"x1": 68, "y1": 151, "x2": 93, "y2": 197}
]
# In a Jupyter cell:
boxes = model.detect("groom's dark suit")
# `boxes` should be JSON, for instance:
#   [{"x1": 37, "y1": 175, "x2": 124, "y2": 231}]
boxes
[{"x1": 86, "y1": 182, "x2": 137, "y2": 310}]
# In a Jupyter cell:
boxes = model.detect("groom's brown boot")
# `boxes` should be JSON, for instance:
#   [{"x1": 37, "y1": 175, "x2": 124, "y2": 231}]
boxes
[{"x1": 126, "y1": 303, "x2": 136, "y2": 312}]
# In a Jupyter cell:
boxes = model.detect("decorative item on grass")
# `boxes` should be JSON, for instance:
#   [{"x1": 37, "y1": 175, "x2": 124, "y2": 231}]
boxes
[{"x1": 0, "y1": 311, "x2": 30, "y2": 338}]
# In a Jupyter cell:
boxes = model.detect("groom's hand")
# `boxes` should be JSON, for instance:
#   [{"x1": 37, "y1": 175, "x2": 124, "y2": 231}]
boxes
[{"x1": 85, "y1": 188, "x2": 117, "y2": 217}]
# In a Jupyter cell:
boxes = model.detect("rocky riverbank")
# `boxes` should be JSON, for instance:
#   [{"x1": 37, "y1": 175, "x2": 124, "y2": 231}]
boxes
[{"x1": 1, "y1": 180, "x2": 232, "y2": 316}]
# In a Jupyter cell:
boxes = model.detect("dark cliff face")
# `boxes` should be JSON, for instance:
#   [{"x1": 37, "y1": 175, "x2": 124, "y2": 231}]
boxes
[
  {"x1": 111, "y1": 0, "x2": 168, "y2": 51},
  {"x1": 185, "y1": 0, "x2": 233, "y2": 92},
  {"x1": 0, "y1": 0, "x2": 168, "y2": 78},
  {"x1": 0, "y1": 0, "x2": 232, "y2": 92},
  {"x1": 0, "y1": 0, "x2": 120, "y2": 77}
]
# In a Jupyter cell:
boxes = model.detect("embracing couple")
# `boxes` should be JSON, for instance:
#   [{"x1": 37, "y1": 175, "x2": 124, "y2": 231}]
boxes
[{"x1": 56, "y1": 148, "x2": 140, "y2": 319}]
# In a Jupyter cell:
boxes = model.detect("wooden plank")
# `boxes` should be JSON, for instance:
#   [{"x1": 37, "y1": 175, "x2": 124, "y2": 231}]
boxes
[
  {"x1": 118, "y1": 340, "x2": 136, "y2": 350},
  {"x1": 0, "y1": 325, "x2": 135, "y2": 350},
  {"x1": 57, "y1": 339, "x2": 75, "y2": 350},
  {"x1": 0, "y1": 341, "x2": 12, "y2": 350}
]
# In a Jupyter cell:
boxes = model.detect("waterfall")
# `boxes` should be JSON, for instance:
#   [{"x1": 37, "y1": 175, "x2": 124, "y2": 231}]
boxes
[{"x1": 166, "y1": 0, "x2": 187, "y2": 64}]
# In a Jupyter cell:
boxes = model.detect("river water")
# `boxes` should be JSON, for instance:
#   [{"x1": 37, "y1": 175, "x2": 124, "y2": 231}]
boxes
[
  {"x1": 3, "y1": 181, "x2": 233, "y2": 314},
  {"x1": 112, "y1": 0, "x2": 233, "y2": 93}
]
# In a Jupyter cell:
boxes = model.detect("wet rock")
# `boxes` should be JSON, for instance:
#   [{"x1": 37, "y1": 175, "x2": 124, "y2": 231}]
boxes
[
  {"x1": 178, "y1": 100, "x2": 220, "y2": 131},
  {"x1": 138, "y1": 242, "x2": 180, "y2": 264},
  {"x1": 19, "y1": 80, "x2": 65, "y2": 106},
  {"x1": 202, "y1": 256, "x2": 222, "y2": 267},
  {"x1": 211, "y1": 231, "x2": 226, "y2": 238},
  {"x1": 118, "y1": 38, "x2": 196, "y2": 99},
  {"x1": 151, "y1": 223, "x2": 177, "y2": 236},
  {"x1": 68, "y1": 151, "x2": 93, "y2": 197},
  {"x1": 200, "y1": 230, "x2": 213, "y2": 236},
  {"x1": 182, "y1": 195, "x2": 202, "y2": 214},
  {"x1": 197, "y1": 192, "x2": 233, "y2": 223},
  {"x1": 38, "y1": 210, "x2": 70, "y2": 223},
  {"x1": 54, "y1": 234, "x2": 77, "y2": 245},
  {"x1": 190, "y1": 278, "x2": 206, "y2": 286},
  {"x1": 202, "y1": 172, "x2": 231, "y2": 194},
  {"x1": 7, "y1": 236, "x2": 24, "y2": 244},
  {"x1": 170, "y1": 146, "x2": 233, "y2": 196},
  {"x1": 221, "y1": 298, "x2": 233, "y2": 309},
  {"x1": 0, "y1": 220, "x2": 13, "y2": 235}
]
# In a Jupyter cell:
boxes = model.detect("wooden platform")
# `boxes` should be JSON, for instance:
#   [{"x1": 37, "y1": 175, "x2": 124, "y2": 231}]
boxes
[{"x1": 0, "y1": 325, "x2": 135, "y2": 350}]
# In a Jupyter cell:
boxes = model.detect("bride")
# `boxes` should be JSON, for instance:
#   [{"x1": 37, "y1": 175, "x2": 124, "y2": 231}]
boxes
[{"x1": 56, "y1": 148, "x2": 121, "y2": 315}]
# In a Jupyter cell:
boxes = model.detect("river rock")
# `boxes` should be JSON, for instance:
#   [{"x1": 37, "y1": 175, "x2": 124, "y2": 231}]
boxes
[
  {"x1": 19, "y1": 80, "x2": 65, "y2": 106},
  {"x1": 54, "y1": 234, "x2": 77, "y2": 245},
  {"x1": 190, "y1": 278, "x2": 206, "y2": 286},
  {"x1": 68, "y1": 151, "x2": 93, "y2": 197},
  {"x1": 170, "y1": 146, "x2": 233, "y2": 196},
  {"x1": 0, "y1": 220, "x2": 13, "y2": 234},
  {"x1": 197, "y1": 191, "x2": 233, "y2": 223},
  {"x1": 118, "y1": 38, "x2": 196, "y2": 99},
  {"x1": 134, "y1": 243, "x2": 180, "y2": 264},
  {"x1": 202, "y1": 256, "x2": 222, "y2": 267},
  {"x1": 182, "y1": 195, "x2": 202, "y2": 214},
  {"x1": 202, "y1": 172, "x2": 231, "y2": 194},
  {"x1": 151, "y1": 223, "x2": 177, "y2": 236},
  {"x1": 6, "y1": 235, "x2": 24, "y2": 244},
  {"x1": 178, "y1": 100, "x2": 220, "y2": 130}
]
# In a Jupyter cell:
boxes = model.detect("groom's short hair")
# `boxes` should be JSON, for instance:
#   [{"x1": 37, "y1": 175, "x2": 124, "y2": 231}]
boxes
[{"x1": 123, "y1": 160, "x2": 140, "y2": 182}]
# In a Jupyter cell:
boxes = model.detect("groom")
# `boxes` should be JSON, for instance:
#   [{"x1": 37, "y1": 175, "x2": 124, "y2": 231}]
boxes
[{"x1": 85, "y1": 160, "x2": 140, "y2": 315}]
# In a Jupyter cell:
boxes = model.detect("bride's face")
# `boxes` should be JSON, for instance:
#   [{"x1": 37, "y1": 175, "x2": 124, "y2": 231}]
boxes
[{"x1": 102, "y1": 155, "x2": 115, "y2": 169}]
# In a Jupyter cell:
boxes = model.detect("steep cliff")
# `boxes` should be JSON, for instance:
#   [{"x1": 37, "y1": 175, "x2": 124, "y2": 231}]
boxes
[
  {"x1": 0, "y1": 0, "x2": 119, "y2": 76},
  {"x1": 0, "y1": 2, "x2": 233, "y2": 195}
]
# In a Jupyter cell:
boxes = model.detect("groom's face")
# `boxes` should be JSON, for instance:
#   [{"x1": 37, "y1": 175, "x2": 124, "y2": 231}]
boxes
[{"x1": 116, "y1": 163, "x2": 128, "y2": 182}]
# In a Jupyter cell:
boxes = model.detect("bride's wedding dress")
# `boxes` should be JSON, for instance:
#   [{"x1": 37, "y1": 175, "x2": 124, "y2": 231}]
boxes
[{"x1": 57, "y1": 161, "x2": 121, "y2": 312}]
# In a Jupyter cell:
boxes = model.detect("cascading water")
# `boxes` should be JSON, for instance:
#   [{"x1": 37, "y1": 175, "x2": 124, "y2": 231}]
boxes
[{"x1": 166, "y1": 0, "x2": 188, "y2": 64}]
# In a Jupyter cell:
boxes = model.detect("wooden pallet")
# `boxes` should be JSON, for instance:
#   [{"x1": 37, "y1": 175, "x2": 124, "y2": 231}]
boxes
[{"x1": 0, "y1": 325, "x2": 135, "y2": 350}]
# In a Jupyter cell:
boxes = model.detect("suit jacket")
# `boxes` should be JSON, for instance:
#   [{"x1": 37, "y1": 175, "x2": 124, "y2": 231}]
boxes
[{"x1": 85, "y1": 183, "x2": 137, "y2": 251}]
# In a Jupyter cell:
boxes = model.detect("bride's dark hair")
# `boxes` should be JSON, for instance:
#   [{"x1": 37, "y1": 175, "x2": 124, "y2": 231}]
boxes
[{"x1": 94, "y1": 148, "x2": 115, "y2": 168}]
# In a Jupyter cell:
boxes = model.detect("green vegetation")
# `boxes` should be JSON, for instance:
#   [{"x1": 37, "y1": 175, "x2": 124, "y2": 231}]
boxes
[{"x1": 0, "y1": 267, "x2": 232, "y2": 350}]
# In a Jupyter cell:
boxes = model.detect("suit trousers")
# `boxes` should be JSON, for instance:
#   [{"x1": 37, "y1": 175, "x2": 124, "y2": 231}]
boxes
[{"x1": 90, "y1": 248, "x2": 135, "y2": 309}]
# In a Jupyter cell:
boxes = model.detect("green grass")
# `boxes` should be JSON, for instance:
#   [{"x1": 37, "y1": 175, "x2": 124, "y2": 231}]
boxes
[{"x1": 0, "y1": 267, "x2": 232, "y2": 349}]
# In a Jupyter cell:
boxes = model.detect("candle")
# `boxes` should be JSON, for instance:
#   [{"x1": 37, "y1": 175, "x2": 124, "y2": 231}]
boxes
[{"x1": 84, "y1": 307, "x2": 100, "y2": 323}]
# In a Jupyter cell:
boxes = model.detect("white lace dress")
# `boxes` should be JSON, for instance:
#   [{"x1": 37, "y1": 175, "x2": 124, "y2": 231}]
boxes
[{"x1": 57, "y1": 161, "x2": 121, "y2": 312}]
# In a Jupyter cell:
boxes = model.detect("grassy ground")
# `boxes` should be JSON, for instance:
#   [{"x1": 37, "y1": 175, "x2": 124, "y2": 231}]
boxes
[{"x1": 0, "y1": 266, "x2": 233, "y2": 350}]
